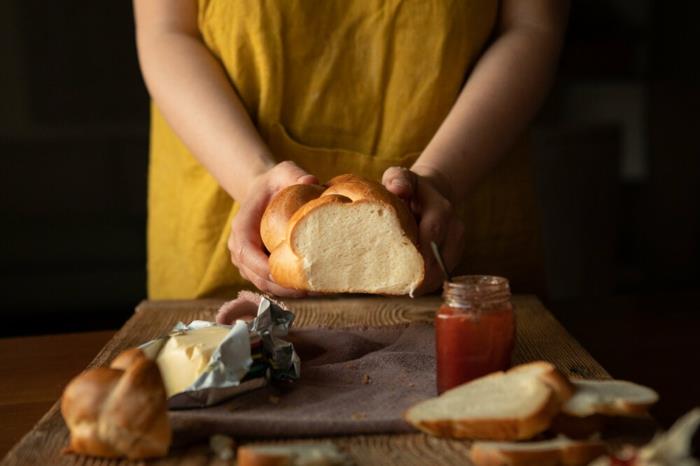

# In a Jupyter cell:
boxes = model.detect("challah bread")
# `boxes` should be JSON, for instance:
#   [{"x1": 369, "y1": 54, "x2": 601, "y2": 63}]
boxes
[
  {"x1": 61, "y1": 348, "x2": 171, "y2": 459},
  {"x1": 261, "y1": 174, "x2": 424, "y2": 295}
]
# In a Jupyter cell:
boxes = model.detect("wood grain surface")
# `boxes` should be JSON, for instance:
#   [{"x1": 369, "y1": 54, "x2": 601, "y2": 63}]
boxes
[
  {"x1": 0, "y1": 296, "x2": 610, "y2": 466},
  {"x1": 0, "y1": 331, "x2": 115, "y2": 458}
]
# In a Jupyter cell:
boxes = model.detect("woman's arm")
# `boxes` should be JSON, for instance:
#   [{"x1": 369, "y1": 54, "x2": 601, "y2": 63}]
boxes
[
  {"x1": 134, "y1": 0, "x2": 316, "y2": 296},
  {"x1": 384, "y1": 0, "x2": 569, "y2": 293},
  {"x1": 133, "y1": 0, "x2": 274, "y2": 201},
  {"x1": 411, "y1": 0, "x2": 570, "y2": 199}
]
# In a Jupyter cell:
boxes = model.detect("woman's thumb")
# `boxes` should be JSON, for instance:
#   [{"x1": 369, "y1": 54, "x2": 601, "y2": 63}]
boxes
[{"x1": 382, "y1": 166, "x2": 416, "y2": 200}]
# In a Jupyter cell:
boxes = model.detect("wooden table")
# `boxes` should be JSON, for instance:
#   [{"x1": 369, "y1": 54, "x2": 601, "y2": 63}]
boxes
[
  {"x1": 0, "y1": 296, "x2": 610, "y2": 465},
  {"x1": 0, "y1": 331, "x2": 115, "y2": 458}
]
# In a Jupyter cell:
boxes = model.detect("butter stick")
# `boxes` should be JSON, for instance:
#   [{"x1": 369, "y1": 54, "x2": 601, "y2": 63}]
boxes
[{"x1": 156, "y1": 326, "x2": 232, "y2": 397}]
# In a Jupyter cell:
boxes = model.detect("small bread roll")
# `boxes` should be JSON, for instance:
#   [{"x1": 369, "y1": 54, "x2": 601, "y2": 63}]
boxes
[{"x1": 61, "y1": 348, "x2": 171, "y2": 459}]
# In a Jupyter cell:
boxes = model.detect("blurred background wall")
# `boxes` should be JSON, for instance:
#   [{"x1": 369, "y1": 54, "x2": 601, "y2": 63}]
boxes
[
  {"x1": 1, "y1": 2, "x2": 149, "y2": 331},
  {"x1": 0, "y1": 0, "x2": 698, "y2": 349},
  {"x1": 535, "y1": 0, "x2": 700, "y2": 302}
]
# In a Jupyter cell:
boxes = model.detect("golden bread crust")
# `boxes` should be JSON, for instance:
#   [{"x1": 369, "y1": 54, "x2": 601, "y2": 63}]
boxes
[
  {"x1": 261, "y1": 184, "x2": 325, "y2": 252},
  {"x1": 60, "y1": 349, "x2": 171, "y2": 459},
  {"x1": 268, "y1": 241, "x2": 308, "y2": 290}
]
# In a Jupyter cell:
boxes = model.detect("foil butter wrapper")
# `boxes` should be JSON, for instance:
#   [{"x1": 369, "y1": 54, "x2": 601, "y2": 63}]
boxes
[{"x1": 139, "y1": 297, "x2": 300, "y2": 409}]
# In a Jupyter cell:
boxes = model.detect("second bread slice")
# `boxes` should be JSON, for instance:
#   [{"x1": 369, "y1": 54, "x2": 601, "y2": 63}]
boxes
[{"x1": 563, "y1": 379, "x2": 659, "y2": 417}]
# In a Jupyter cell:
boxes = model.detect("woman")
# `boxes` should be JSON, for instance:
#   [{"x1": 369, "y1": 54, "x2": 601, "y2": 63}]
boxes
[{"x1": 134, "y1": 0, "x2": 569, "y2": 299}]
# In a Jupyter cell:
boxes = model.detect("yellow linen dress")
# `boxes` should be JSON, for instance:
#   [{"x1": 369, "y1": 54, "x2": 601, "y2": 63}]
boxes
[{"x1": 148, "y1": 0, "x2": 543, "y2": 298}]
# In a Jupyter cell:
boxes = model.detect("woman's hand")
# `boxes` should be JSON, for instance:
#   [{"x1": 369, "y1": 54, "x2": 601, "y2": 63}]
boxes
[
  {"x1": 228, "y1": 161, "x2": 318, "y2": 297},
  {"x1": 382, "y1": 165, "x2": 465, "y2": 295}
]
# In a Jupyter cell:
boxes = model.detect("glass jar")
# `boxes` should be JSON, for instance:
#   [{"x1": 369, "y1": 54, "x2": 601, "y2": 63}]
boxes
[{"x1": 435, "y1": 275, "x2": 516, "y2": 394}]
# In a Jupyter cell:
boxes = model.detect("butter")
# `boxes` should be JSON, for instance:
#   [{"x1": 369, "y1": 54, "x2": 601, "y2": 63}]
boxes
[{"x1": 156, "y1": 326, "x2": 232, "y2": 397}]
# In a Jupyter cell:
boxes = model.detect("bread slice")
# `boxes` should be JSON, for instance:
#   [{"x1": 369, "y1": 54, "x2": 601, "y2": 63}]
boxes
[
  {"x1": 509, "y1": 361, "x2": 576, "y2": 402},
  {"x1": 469, "y1": 437, "x2": 607, "y2": 466},
  {"x1": 263, "y1": 175, "x2": 424, "y2": 295},
  {"x1": 562, "y1": 380, "x2": 659, "y2": 417},
  {"x1": 237, "y1": 442, "x2": 350, "y2": 466},
  {"x1": 404, "y1": 362, "x2": 574, "y2": 440}
]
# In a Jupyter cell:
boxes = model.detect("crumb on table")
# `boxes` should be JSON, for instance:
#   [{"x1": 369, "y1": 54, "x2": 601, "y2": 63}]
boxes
[{"x1": 209, "y1": 434, "x2": 236, "y2": 460}]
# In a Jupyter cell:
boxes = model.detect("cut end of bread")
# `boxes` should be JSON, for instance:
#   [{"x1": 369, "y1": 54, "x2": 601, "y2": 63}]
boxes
[
  {"x1": 404, "y1": 362, "x2": 569, "y2": 440},
  {"x1": 469, "y1": 437, "x2": 607, "y2": 466},
  {"x1": 290, "y1": 200, "x2": 423, "y2": 295}
]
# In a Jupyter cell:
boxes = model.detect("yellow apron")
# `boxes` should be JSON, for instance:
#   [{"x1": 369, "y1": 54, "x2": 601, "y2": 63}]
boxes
[{"x1": 148, "y1": 0, "x2": 543, "y2": 298}]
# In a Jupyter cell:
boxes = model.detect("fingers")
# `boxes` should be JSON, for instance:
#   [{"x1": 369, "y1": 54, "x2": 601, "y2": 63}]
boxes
[
  {"x1": 409, "y1": 174, "x2": 466, "y2": 295},
  {"x1": 441, "y1": 218, "x2": 466, "y2": 273},
  {"x1": 418, "y1": 205, "x2": 449, "y2": 252},
  {"x1": 382, "y1": 166, "x2": 417, "y2": 201},
  {"x1": 230, "y1": 190, "x2": 272, "y2": 278},
  {"x1": 228, "y1": 160, "x2": 322, "y2": 297},
  {"x1": 215, "y1": 297, "x2": 259, "y2": 324},
  {"x1": 414, "y1": 216, "x2": 465, "y2": 295},
  {"x1": 229, "y1": 226, "x2": 306, "y2": 297},
  {"x1": 232, "y1": 235, "x2": 271, "y2": 285},
  {"x1": 230, "y1": 186, "x2": 307, "y2": 297},
  {"x1": 413, "y1": 208, "x2": 450, "y2": 296},
  {"x1": 237, "y1": 261, "x2": 307, "y2": 297},
  {"x1": 416, "y1": 178, "x2": 452, "y2": 249}
]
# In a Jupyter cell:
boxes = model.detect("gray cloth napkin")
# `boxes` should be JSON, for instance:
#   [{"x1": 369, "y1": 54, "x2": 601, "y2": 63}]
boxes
[{"x1": 170, "y1": 323, "x2": 436, "y2": 442}]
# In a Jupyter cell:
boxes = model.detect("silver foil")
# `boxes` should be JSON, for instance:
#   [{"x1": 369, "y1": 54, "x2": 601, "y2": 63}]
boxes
[{"x1": 139, "y1": 297, "x2": 299, "y2": 409}]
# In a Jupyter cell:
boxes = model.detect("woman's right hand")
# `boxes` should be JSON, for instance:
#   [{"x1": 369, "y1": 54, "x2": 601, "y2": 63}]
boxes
[{"x1": 228, "y1": 161, "x2": 318, "y2": 297}]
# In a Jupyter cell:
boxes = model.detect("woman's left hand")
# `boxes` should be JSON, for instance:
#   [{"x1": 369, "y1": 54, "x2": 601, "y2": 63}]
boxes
[{"x1": 382, "y1": 166, "x2": 465, "y2": 295}]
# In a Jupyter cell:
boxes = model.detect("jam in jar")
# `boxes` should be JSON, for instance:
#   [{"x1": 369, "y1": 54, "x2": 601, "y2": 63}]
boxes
[{"x1": 435, "y1": 275, "x2": 516, "y2": 394}]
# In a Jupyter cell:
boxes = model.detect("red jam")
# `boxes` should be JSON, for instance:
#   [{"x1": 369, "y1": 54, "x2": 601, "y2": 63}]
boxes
[{"x1": 435, "y1": 276, "x2": 516, "y2": 394}]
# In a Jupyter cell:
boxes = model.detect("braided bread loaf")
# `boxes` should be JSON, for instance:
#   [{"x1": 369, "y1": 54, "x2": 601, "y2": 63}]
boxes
[
  {"x1": 60, "y1": 348, "x2": 171, "y2": 459},
  {"x1": 261, "y1": 174, "x2": 425, "y2": 295}
]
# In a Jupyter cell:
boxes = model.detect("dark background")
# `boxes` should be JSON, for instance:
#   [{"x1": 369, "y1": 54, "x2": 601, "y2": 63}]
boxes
[{"x1": 0, "y1": 1, "x2": 698, "y2": 428}]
